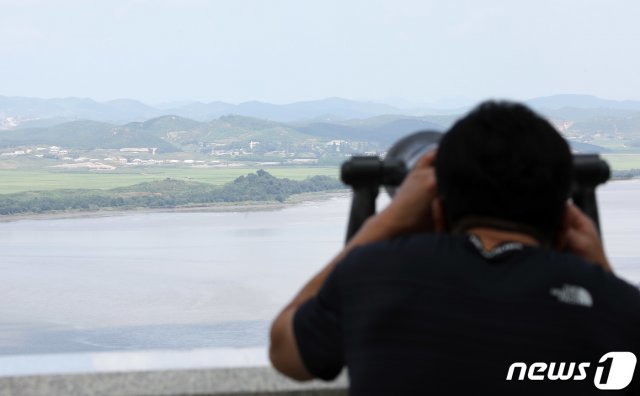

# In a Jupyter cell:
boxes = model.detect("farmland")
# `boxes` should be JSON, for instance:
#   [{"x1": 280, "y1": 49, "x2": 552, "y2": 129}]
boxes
[{"x1": 0, "y1": 166, "x2": 339, "y2": 195}]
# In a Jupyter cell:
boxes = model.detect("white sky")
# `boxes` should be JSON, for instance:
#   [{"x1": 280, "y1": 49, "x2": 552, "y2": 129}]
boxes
[{"x1": 1, "y1": 0, "x2": 640, "y2": 105}]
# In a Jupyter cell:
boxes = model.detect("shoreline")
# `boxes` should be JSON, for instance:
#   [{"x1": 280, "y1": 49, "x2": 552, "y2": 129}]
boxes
[
  {"x1": 0, "y1": 190, "x2": 351, "y2": 223},
  {"x1": 3, "y1": 178, "x2": 638, "y2": 224}
]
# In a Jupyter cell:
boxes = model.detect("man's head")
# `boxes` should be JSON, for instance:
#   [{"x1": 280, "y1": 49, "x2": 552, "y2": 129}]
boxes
[{"x1": 435, "y1": 101, "x2": 572, "y2": 244}]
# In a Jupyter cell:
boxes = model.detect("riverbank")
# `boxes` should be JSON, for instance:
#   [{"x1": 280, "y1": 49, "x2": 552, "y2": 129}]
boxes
[
  {"x1": 0, "y1": 190, "x2": 351, "y2": 223},
  {"x1": 0, "y1": 170, "x2": 345, "y2": 219}
]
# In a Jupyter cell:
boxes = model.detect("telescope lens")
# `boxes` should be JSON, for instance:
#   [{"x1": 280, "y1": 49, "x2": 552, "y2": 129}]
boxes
[
  {"x1": 385, "y1": 130, "x2": 442, "y2": 196},
  {"x1": 572, "y1": 154, "x2": 611, "y2": 187}
]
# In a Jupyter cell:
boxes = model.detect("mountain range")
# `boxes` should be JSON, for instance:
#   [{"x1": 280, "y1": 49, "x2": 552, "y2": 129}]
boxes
[
  {"x1": 0, "y1": 114, "x2": 446, "y2": 152},
  {"x1": 0, "y1": 96, "x2": 403, "y2": 127},
  {"x1": 3, "y1": 94, "x2": 640, "y2": 129},
  {"x1": 1, "y1": 94, "x2": 640, "y2": 154},
  {"x1": 0, "y1": 112, "x2": 631, "y2": 155}
]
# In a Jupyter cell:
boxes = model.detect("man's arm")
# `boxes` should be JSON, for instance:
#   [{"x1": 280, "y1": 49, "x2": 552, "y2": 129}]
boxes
[{"x1": 269, "y1": 151, "x2": 438, "y2": 380}]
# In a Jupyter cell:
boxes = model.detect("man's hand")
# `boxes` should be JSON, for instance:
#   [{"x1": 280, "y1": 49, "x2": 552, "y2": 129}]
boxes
[
  {"x1": 559, "y1": 203, "x2": 612, "y2": 272},
  {"x1": 373, "y1": 150, "x2": 438, "y2": 237}
]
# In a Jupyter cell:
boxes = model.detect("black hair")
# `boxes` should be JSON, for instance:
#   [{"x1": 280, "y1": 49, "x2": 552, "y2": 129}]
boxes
[{"x1": 435, "y1": 101, "x2": 572, "y2": 243}]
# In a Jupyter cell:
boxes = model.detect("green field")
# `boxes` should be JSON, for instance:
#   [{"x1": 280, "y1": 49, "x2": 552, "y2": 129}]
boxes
[
  {"x1": 0, "y1": 166, "x2": 340, "y2": 195},
  {"x1": 2, "y1": 154, "x2": 638, "y2": 196},
  {"x1": 601, "y1": 153, "x2": 640, "y2": 171}
]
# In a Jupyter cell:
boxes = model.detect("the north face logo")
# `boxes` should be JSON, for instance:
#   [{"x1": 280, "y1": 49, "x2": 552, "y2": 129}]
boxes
[{"x1": 550, "y1": 284, "x2": 593, "y2": 307}]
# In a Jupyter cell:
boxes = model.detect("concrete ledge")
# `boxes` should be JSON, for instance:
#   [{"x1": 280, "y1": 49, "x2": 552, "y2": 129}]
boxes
[{"x1": 0, "y1": 366, "x2": 348, "y2": 396}]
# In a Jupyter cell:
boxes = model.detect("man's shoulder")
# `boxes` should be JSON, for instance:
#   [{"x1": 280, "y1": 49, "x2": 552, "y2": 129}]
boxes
[
  {"x1": 542, "y1": 250, "x2": 640, "y2": 306},
  {"x1": 333, "y1": 233, "x2": 464, "y2": 281},
  {"x1": 342, "y1": 232, "x2": 456, "y2": 264},
  {"x1": 351, "y1": 232, "x2": 457, "y2": 254},
  {"x1": 339, "y1": 233, "x2": 640, "y2": 306}
]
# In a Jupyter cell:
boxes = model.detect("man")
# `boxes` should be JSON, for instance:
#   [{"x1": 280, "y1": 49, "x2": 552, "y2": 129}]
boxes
[{"x1": 270, "y1": 101, "x2": 640, "y2": 394}]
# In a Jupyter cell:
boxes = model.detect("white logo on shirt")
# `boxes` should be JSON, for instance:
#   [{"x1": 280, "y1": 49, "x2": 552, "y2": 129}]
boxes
[{"x1": 550, "y1": 284, "x2": 593, "y2": 307}]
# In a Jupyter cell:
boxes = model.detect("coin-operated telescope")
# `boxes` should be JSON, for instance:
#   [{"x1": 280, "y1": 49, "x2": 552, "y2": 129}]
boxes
[{"x1": 341, "y1": 131, "x2": 610, "y2": 242}]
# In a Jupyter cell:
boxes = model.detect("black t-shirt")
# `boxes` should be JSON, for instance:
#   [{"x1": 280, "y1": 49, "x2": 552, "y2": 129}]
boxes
[{"x1": 293, "y1": 233, "x2": 640, "y2": 395}]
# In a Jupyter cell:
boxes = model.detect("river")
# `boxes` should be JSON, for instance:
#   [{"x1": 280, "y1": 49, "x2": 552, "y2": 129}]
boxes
[{"x1": 0, "y1": 182, "x2": 639, "y2": 356}]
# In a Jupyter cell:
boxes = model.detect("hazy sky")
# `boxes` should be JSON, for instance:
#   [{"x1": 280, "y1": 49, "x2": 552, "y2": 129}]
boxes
[{"x1": 2, "y1": 0, "x2": 640, "y2": 105}]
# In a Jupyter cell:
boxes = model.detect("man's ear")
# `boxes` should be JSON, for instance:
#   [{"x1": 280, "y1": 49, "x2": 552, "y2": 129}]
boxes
[
  {"x1": 432, "y1": 197, "x2": 446, "y2": 233},
  {"x1": 553, "y1": 203, "x2": 571, "y2": 249}
]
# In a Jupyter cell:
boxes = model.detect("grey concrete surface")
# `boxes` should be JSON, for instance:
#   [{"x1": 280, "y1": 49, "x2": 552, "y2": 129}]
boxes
[{"x1": 0, "y1": 366, "x2": 348, "y2": 396}]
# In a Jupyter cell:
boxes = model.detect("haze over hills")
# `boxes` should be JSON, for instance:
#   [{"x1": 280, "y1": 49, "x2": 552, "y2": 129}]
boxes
[
  {"x1": 0, "y1": 96, "x2": 403, "y2": 127},
  {"x1": 3, "y1": 94, "x2": 640, "y2": 129},
  {"x1": 0, "y1": 114, "x2": 447, "y2": 154},
  {"x1": 0, "y1": 120, "x2": 180, "y2": 152},
  {"x1": 1, "y1": 94, "x2": 640, "y2": 157},
  {"x1": 0, "y1": 112, "x2": 630, "y2": 156},
  {"x1": 526, "y1": 94, "x2": 640, "y2": 111},
  {"x1": 298, "y1": 118, "x2": 444, "y2": 146}
]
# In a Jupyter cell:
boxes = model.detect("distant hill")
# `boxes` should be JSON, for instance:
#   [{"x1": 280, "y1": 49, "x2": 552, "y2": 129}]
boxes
[
  {"x1": 152, "y1": 97, "x2": 401, "y2": 123},
  {"x1": 536, "y1": 107, "x2": 640, "y2": 122},
  {"x1": 0, "y1": 120, "x2": 179, "y2": 152},
  {"x1": 4, "y1": 93, "x2": 640, "y2": 130},
  {"x1": 120, "y1": 114, "x2": 315, "y2": 149},
  {"x1": 126, "y1": 115, "x2": 203, "y2": 134},
  {"x1": 3, "y1": 95, "x2": 640, "y2": 153},
  {"x1": 526, "y1": 94, "x2": 640, "y2": 111},
  {"x1": 162, "y1": 101, "x2": 235, "y2": 121},
  {"x1": 523, "y1": 96, "x2": 640, "y2": 143},
  {"x1": 299, "y1": 116, "x2": 445, "y2": 145},
  {"x1": 0, "y1": 96, "x2": 158, "y2": 124},
  {"x1": 568, "y1": 141, "x2": 610, "y2": 153},
  {"x1": 202, "y1": 115, "x2": 310, "y2": 144},
  {"x1": 0, "y1": 113, "x2": 450, "y2": 152},
  {"x1": 0, "y1": 96, "x2": 404, "y2": 126},
  {"x1": 230, "y1": 97, "x2": 400, "y2": 122},
  {"x1": 564, "y1": 114, "x2": 640, "y2": 141}
]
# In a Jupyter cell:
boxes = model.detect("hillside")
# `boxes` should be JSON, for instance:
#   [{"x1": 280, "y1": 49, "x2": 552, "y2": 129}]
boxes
[
  {"x1": 3, "y1": 95, "x2": 640, "y2": 156},
  {"x1": 2, "y1": 98, "x2": 640, "y2": 159},
  {"x1": 565, "y1": 114, "x2": 640, "y2": 139},
  {"x1": 0, "y1": 114, "x2": 450, "y2": 155},
  {"x1": 0, "y1": 120, "x2": 179, "y2": 152},
  {"x1": 526, "y1": 94, "x2": 640, "y2": 111},
  {"x1": 299, "y1": 116, "x2": 445, "y2": 145},
  {"x1": 0, "y1": 96, "x2": 158, "y2": 124}
]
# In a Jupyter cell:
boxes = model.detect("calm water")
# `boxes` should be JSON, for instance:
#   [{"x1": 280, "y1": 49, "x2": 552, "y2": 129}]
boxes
[{"x1": 0, "y1": 182, "x2": 639, "y2": 356}]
